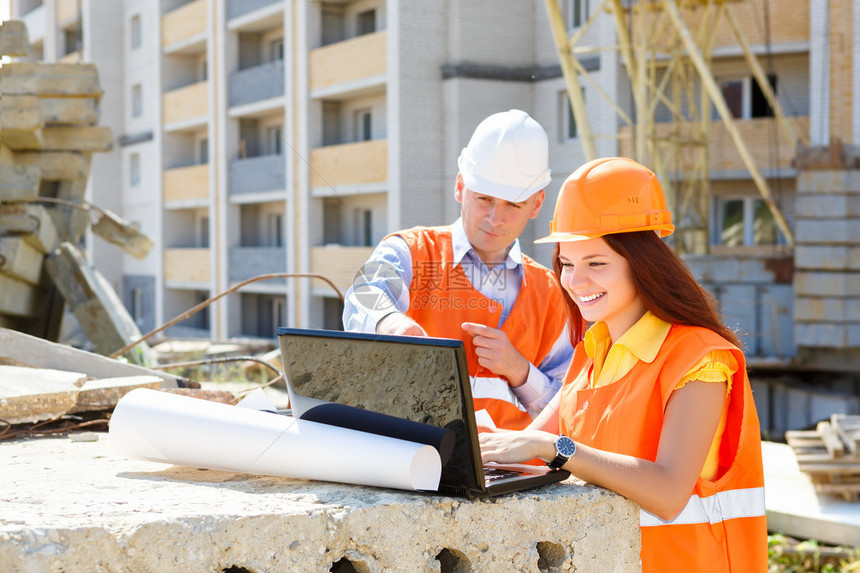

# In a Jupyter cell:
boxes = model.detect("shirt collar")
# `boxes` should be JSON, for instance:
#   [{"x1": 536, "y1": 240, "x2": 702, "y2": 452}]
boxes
[
  {"x1": 584, "y1": 311, "x2": 672, "y2": 363},
  {"x1": 451, "y1": 217, "x2": 523, "y2": 269}
]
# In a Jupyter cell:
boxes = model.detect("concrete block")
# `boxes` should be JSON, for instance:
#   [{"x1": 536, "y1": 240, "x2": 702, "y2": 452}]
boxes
[
  {"x1": 716, "y1": 284, "x2": 758, "y2": 354},
  {"x1": 13, "y1": 151, "x2": 91, "y2": 180},
  {"x1": 41, "y1": 126, "x2": 113, "y2": 152},
  {"x1": 0, "y1": 94, "x2": 43, "y2": 133},
  {"x1": 0, "y1": 274, "x2": 43, "y2": 318},
  {"x1": 0, "y1": 62, "x2": 102, "y2": 98},
  {"x1": 795, "y1": 245, "x2": 860, "y2": 271},
  {"x1": 41, "y1": 97, "x2": 99, "y2": 125},
  {"x1": 797, "y1": 169, "x2": 860, "y2": 194},
  {"x1": 0, "y1": 328, "x2": 181, "y2": 388},
  {"x1": 795, "y1": 323, "x2": 848, "y2": 348},
  {"x1": 0, "y1": 20, "x2": 30, "y2": 57},
  {"x1": 794, "y1": 271, "x2": 860, "y2": 297},
  {"x1": 796, "y1": 219, "x2": 860, "y2": 244},
  {"x1": 70, "y1": 375, "x2": 163, "y2": 413},
  {"x1": 0, "y1": 236, "x2": 44, "y2": 284},
  {"x1": 795, "y1": 194, "x2": 860, "y2": 218},
  {"x1": 0, "y1": 164, "x2": 40, "y2": 200},
  {"x1": 44, "y1": 243, "x2": 151, "y2": 363},
  {"x1": 794, "y1": 297, "x2": 860, "y2": 322},
  {"x1": 0, "y1": 365, "x2": 87, "y2": 424},
  {"x1": 758, "y1": 284, "x2": 794, "y2": 357},
  {"x1": 0, "y1": 203, "x2": 59, "y2": 253},
  {"x1": 0, "y1": 438, "x2": 640, "y2": 572}
]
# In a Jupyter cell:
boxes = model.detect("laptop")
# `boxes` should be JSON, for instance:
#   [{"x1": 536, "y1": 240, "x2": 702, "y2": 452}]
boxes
[{"x1": 276, "y1": 327, "x2": 570, "y2": 498}]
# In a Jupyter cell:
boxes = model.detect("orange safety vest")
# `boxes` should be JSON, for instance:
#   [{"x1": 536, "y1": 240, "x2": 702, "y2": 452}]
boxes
[
  {"x1": 395, "y1": 226, "x2": 569, "y2": 430},
  {"x1": 557, "y1": 325, "x2": 767, "y2": 572}
]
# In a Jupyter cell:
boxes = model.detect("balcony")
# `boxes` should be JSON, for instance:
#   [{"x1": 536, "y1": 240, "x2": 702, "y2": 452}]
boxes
[
  {"x1": 310, "y1": 139, "x2": 387, "y2": 194},
  {"x1": 162, "y1": 0, "x2": 207, "y2": 53},
  {"x1": 164, "y1": 248, "x2": 210, "y2": 285},
  {"x1": 55, "y1": 0, "x2": 79, "y2": 25},
  {"x1": 311, "y1": 246, "x2": 375, "y2": 295},
  {"x1": 229, "y1": 154, "x2": 285, "y2": 197},
  {"x1": 163, "y1": 81, "x2": 209, "y2": 129},
  {"x1": 309, "y1": 31, "x2": 386, "y2": 97},
  {"x1": 163, "y1": 164, "x2": 209, "y2": 206},
  {"x1": 229, "y1": 60, "x2": 285, "y2": 109},
  {"x1": 619, "y1": 116, "x2": 809, "y2": 174},
  {"x1": 229, "y1": 246, "x2": 286, "y2": 284},
  {"x1": 227, "y1": 0, "x2": 280, "y2": 22}
]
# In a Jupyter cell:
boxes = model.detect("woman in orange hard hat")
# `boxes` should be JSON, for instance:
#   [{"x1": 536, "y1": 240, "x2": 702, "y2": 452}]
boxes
[{"x1": 480, "y1": 157, "x2": 767, "y2": 572}]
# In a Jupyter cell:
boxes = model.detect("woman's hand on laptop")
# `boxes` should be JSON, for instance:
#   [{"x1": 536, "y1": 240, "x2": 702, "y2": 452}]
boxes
[{"x1": 479, "y1": 429, "x2": 556, "y2": 465}]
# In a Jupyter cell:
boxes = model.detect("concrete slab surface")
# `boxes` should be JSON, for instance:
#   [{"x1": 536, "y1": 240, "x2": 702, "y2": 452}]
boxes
[
  {"x1": 0, "y1": 435, "x2": 641, "y2": 572},
  {"x1": 764, "y1": 440, "x2": 860, "y2": 547}
]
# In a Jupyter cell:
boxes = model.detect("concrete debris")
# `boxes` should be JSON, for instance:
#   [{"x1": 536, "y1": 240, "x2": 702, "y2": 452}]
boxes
[{"x1": 0, "y1": 19, "x2": 154, "y2": 363}]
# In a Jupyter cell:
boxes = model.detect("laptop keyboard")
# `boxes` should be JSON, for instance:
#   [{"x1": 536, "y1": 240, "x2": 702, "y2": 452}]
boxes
[{"x1": 483, "y1": 466, "x2": 522, "y2": 483}]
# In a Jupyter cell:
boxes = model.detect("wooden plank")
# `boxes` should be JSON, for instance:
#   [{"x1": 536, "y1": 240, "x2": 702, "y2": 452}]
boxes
[
  {"x1": 0, "y1": 274, "x2": 43, "y2": 317},
  {"x1": 0, "y1": 236, "x2": 44, "y2": 284},
  {"x1": 0, "y1": 203, "x2": 59, "y2": 253},
  {"x1": 44, "y1": 242, "x2": 152, "y2": 364},
  {"x1": 0, "y1": 62, "x2": 102, "y2": 98},
  {"x1": 832, "y1": 414, "x2": 860, "y2": 456},
  {"x1": 0, "y1": 364, "x2": 87, "y2": 424},
  {"x1": 0, "y1": 164, "x2": 40, "y2": 200},
  {"x1": 817, "y1": 421, "x2": 845, "y2": 458}
]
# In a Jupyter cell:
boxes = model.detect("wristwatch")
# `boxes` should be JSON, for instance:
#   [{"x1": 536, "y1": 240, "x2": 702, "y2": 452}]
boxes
[{"x1": 547, "y1": 435, "x2": 576, "y2": 470}]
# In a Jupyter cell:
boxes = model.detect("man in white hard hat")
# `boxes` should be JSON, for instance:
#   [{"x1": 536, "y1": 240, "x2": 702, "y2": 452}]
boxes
[{"x1": 343, "y1": 110, "x2": 573, "y2": 430}]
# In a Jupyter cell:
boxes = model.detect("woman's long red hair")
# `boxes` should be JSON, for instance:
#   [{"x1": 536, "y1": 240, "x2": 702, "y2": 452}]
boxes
[{"x1": 552, "y1": 231, "x2": 741, "y2": 348}]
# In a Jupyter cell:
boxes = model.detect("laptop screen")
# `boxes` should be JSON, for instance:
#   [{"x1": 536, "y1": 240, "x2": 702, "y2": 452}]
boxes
[{"x1": 277, "y1": 328, "x2": 483, "y2": 494}]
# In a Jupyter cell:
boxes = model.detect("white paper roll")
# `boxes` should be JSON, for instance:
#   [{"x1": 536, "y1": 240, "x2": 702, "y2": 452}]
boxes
[{"x1": 109, "y1": 388, "x2": 441, "y2": 491}]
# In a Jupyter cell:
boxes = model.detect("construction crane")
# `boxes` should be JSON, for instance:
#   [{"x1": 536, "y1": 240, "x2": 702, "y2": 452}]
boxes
[{"x1": 544, "y1": 0, "x2": 802, "y2": 254}]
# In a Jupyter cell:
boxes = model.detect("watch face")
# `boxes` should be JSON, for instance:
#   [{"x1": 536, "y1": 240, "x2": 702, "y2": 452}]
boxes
[{"x1": 557, "y1": 436, "x2": 576, "y2": 457}]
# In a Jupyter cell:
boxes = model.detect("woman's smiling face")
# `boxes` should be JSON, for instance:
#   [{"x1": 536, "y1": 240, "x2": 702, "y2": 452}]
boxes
[{"x1": 558, "y1": 237, "x2": 647, "y2": 341}]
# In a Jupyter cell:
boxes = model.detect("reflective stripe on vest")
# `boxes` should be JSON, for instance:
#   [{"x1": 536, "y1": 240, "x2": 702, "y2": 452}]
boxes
[
  {"x1": 639, "y1": 486, "x2": 766, "y2": 527},
  {"x1": 470, "y1": 376, "x2": 527, "y2": 412}
]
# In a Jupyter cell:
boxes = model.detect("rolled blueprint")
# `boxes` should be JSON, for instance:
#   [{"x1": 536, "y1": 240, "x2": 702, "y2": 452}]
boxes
[{"x1": 109, "y1": 388, "x2": 441, "y2": 491}]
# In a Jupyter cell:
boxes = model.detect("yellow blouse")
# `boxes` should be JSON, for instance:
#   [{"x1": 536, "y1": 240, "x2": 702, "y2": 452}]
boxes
[{"x1": 583, "y1": 312, "x2": 735, "y2": 481}]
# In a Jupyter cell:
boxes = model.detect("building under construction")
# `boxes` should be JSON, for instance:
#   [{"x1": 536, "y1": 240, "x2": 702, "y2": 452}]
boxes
[{"x1": 7, "y1": 0, "x2": 860, "y2": 433}]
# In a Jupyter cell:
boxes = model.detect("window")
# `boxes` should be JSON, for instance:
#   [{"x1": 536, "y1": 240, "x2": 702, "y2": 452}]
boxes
[
  {"x1": 269, "y1": 37, "x2": 284, "y2": 61},
  {"x1": 715, "y1": 75, "x2": 777, "y2": 120},
  {"x1": 267, "y1": 125, "x2": 283, "y2": 155},
  {"x1": 199, "y1": 58, "x2": 208, "y2": 81},
  {"x1": 199, "y1": 216, "x2": 210, "y2": 248},
  {"x1": 355, "y1": 109, "x2": 372, "y2": 142},
  {"x1": 566, "y1": 0, "x2": 590, "y2": 29},
  {"x1": 355, "y1": 209, "x2": 372, "y2": 246},
  {"x1": 713, "y1": 196, "x2": 781, "y2": 247},
  {"x1": 131, "y1": 84, "x2": 143, "y2": 118},
  {"x1": 130, "y1": 288, "x2": 144, "y2": 326},
  {"x1": 271, "y1": 297, "x2": 285, "y2": 334},
  {"x1": 559, "y1": 90, "x2": 582, "y2": 142},
  {"x1": 267, "y1": 213, "x2": 283, "y2": 247},
  {"x1": 198, "y1": 138, "x2": 209, "y2": 164},
  {"x1": 131, "y1": 15, "x2": 141, "y2": 49},
  {"x1": 63, "y1": 27, "x2": 79, "y2": 55},
  {"x1": 357, "y1": 9, "x2": 376, "y2": 36},
  {"x1": 130, "y1": 153, "x2": 141, "y2": 186}
]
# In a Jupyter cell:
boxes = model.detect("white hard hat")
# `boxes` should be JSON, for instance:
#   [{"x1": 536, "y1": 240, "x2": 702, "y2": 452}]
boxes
[{"x1": 457, "y1": 109, "x2": 551, "y2": 202}]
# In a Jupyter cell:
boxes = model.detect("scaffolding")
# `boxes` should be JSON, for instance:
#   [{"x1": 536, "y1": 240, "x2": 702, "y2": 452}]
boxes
[{"x1": 545, "y1": 0, "x2": 803, "y2": 254}]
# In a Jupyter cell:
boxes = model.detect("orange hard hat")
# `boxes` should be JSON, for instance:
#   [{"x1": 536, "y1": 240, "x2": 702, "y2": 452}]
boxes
[{"x1": 535, "y1": 157, "x2": 674, "y2": 243}]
